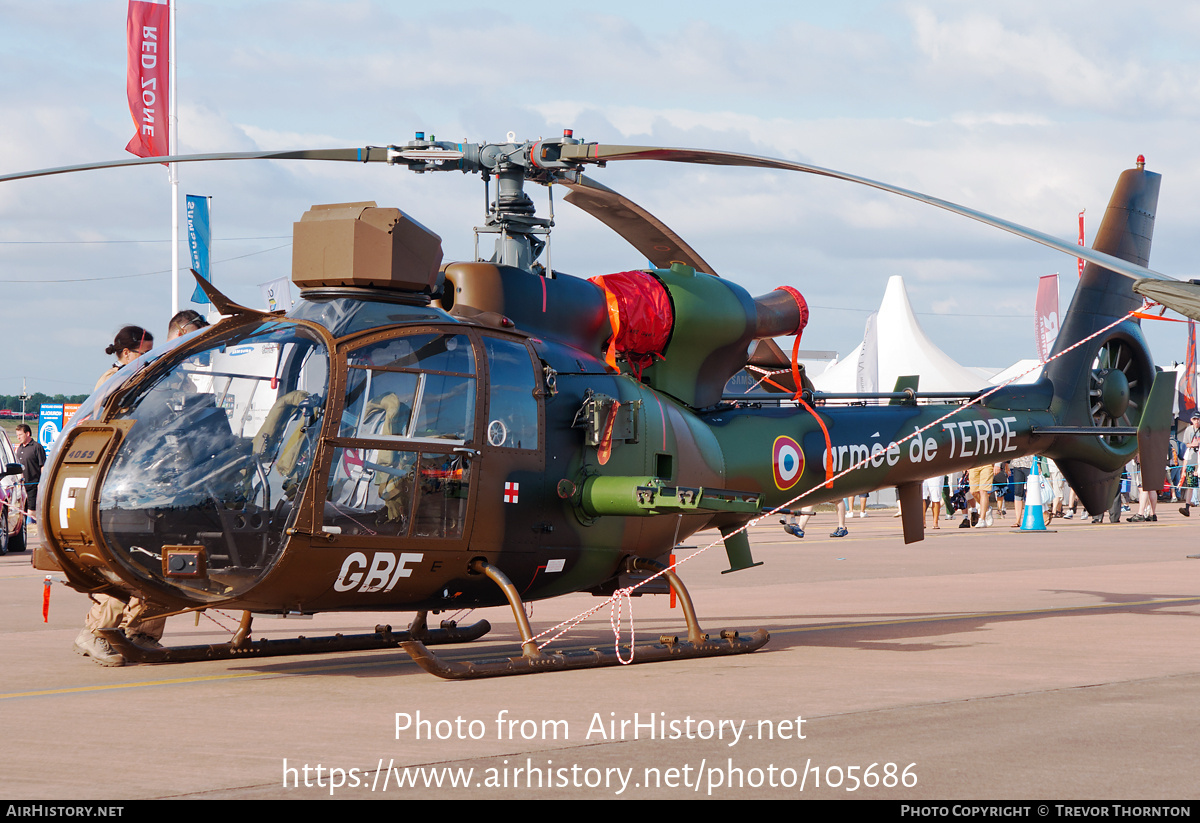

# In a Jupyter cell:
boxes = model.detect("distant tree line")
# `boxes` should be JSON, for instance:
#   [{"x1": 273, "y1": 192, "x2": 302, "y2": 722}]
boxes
[{"x1": 0, "y1": 393, "x2": 89, "y2": 413}]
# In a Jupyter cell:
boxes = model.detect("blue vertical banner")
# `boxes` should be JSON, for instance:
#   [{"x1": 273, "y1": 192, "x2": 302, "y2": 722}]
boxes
[
  {"x1": 186, "y1": 194, "x2": 212, "y2": 304},
  {"x1": 38, "y1": 404, "x2": 64, "y2": 449}
]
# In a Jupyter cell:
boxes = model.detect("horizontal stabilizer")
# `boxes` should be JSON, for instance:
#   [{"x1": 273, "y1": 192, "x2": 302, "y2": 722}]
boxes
[{"x1": 1033, "y1": 426, "x2": 1137, "y2": 436}]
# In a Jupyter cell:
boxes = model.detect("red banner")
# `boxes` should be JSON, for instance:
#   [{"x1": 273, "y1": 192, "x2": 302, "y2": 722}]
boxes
[
  {"x1": 1077, "y1": 210, "x2": 1085, "y2": 277},
  {"x1": 1185, "y1": 320, "x2": 1196, "y2": 414},
  {"x1": 124, "y1": 1, "x2": 170, "y2": 158},
  {"x1": 1035, "y1": 274, "x2": 1059, "y2": 363}
]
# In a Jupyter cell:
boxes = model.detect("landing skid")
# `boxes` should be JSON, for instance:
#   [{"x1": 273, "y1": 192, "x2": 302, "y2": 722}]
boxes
[
  {"x1": 401, "y1": 557, "x2": 770, "y2": 680},
  {"x1": 402, "y1": 629, "x2": 769, "y2": 679},
  {"x1": 98, "y1": 612, "x2": 491, "y2": 664}
]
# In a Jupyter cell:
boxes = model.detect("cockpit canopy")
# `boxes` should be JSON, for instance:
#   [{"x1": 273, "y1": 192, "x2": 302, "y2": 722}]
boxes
[
  {"x1": 77, "y1": 297, "x2": 542, "y2": 607},
  {"x1": 98, "y1": 319, "x2": 328, "y2": 601}
]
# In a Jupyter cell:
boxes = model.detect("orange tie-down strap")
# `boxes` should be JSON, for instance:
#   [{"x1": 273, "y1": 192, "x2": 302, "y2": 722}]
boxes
[{"x1": 749, "y1": 334, "x2": 833, "y2": 489}]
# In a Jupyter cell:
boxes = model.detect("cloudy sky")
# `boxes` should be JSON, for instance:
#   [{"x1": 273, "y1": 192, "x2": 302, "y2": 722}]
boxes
[{"x1": 3, "y1": 0, "x2": 1200, "y2": 397}]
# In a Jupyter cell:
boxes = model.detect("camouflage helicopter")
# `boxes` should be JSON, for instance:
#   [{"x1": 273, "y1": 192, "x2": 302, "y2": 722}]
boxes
[{"x1": 4, "y1": 135, "x2": 1177, "y2": 679}]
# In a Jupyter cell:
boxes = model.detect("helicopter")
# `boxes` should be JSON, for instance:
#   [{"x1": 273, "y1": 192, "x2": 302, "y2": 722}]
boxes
[{"x1": 6, "y1": 133, "x2": 1178, "y2": 679}]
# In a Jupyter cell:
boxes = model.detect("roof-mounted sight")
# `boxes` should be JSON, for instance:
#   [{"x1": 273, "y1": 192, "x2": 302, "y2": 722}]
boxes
[{"x1": 291, "y1": 202, "x2": 443, "y2": 294}]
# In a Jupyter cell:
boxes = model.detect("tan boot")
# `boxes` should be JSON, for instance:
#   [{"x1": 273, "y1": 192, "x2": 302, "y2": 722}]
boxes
[{"x1": 73, "y1": 629, "x2": 125, "y2": 667}]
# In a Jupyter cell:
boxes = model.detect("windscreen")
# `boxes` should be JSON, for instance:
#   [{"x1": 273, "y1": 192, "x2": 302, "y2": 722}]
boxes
[{"x1": 97, "y1": 320, "x2": 329, "y2": 601}]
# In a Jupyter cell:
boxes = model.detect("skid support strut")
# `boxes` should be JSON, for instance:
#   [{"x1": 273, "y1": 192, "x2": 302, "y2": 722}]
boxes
[{"x1": 400, "y1": 556, "x2": 769, "y2": 680}]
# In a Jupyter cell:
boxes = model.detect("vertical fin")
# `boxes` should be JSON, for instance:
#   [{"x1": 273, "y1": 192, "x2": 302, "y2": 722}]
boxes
[
  {"x1": 1044, "y1": 165, "x2": 1160, "y2": 515},
  {"x1": 890, "y1": 375, "x2": 919, "y2": 405},
  {"x1": 719, "y1": 523, "x2": 762, "y2": 573}
]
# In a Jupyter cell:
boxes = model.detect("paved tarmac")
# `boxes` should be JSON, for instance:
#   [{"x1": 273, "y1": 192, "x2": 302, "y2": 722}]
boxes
[{"x1": 3, "y1": 504, "x2": 1199, "y2": 800}]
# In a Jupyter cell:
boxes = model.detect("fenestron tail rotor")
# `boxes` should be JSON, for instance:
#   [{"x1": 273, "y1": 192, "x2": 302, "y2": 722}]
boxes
[
  {"x1": 1089, "y1": 336, "x2": 1149, "y2": 436},
  {"x1": 1040, "y1": 163, "x2": 1164, "y2": 516}
]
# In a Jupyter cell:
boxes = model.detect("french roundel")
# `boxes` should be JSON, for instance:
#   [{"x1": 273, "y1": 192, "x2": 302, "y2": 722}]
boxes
[{"x1": 772, "y1": 435, "x2": 804, "y2": 491}]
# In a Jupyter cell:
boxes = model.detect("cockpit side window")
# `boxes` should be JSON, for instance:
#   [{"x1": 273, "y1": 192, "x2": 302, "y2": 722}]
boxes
[
  {"x1": 483, "y1": 336, "x2": 539, "y2": 450},
  {"x1": 340, "y1": 333, "x2": 476, "y2": 444},
  {"x1": 324, "y1": 331, "x2": 478, "y2": 540}
]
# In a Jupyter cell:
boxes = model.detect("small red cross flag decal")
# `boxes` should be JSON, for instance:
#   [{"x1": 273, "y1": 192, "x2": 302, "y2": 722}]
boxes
[{"x1": 504, "y1": 482, "x2": 519, "y2": 503}]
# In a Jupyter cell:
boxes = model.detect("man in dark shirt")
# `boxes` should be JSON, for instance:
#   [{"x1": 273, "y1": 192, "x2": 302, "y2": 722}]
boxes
[{"x1": 14, "y1": 424, "x2": 45, "y2": 514}]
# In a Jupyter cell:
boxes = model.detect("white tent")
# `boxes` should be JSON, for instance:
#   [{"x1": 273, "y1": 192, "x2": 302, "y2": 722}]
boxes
[
  {"x1": 987, "y1": 359, "x2": 1044, "y2": 386},
  {"x1": 812, "y1": 275, "x2": 991, "y2": 394}
]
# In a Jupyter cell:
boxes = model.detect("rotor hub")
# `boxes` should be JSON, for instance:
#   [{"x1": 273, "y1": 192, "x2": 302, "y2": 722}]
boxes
[{"x1": 1095, "y1": 367, "x2": 1131, "y2": 419}]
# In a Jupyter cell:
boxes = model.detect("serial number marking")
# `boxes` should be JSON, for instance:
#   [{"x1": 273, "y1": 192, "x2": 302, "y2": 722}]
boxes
[{"x1": 333, "y1": 551, "x2": 424, "y2": 593}]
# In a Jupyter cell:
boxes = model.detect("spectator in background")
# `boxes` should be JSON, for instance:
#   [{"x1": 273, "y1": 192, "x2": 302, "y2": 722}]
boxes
[
  {"x1": 994, "y1": 460, "x2": 1011, "y2": 518},
  {"x1": 13, "y1": 423, "x2": 44, "y2": 518},
  {"x1": 952, "y1": 471, "x2": 972, "y2": 528},
  {"x1": 830, "y1": 498, "x2": 850, "y2": 538},
  {"x1": 968, "y1": 462, "x2": 995, "y2": 528},
  {"x1": 95, "y1": 325, "x2": 154, "y2": 391},
  {"x1": 781, "y1": 508, "x2": 815, "y2": 538},
  {"x1": 1128, "y1": 456, "x2": 1159, "y2": 522},
  {"x1": 168, "y1": 309, "x2": 209, "y2": 340},
  {"x1": 923, "y1": 474, "x2": 945, "y2": 530},
  {"x1": 1062, "y1": 482, "x2": 1078, "y2": 519},
  {"x1": 1168, "y1": 434, "x2": 1184, "y2": 503},
  {"x1": 1008, "y1": 455, "x2": 1032, "y2": 528},
  {"x1": 1047, "y1": 458, "x2": 1066, "y2": 518},
  {"x1": 75, "y1": 324, "x2": 161, "y2": 667},
  {"x1": 1181, "y1": 413, "x2": 1200, "y2": 516}
]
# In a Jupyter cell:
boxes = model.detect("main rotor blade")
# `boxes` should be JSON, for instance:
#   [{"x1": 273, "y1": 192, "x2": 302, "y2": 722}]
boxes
[
  {"x1": 0, "y1": 147, "x2": 393, "y2": 183},
  {"x1": 558, "y1": 175, "x2": 717, "y2": 275},
  {"x1": 561, "y1": 144, "x2": 1175, "y2": 283}
]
